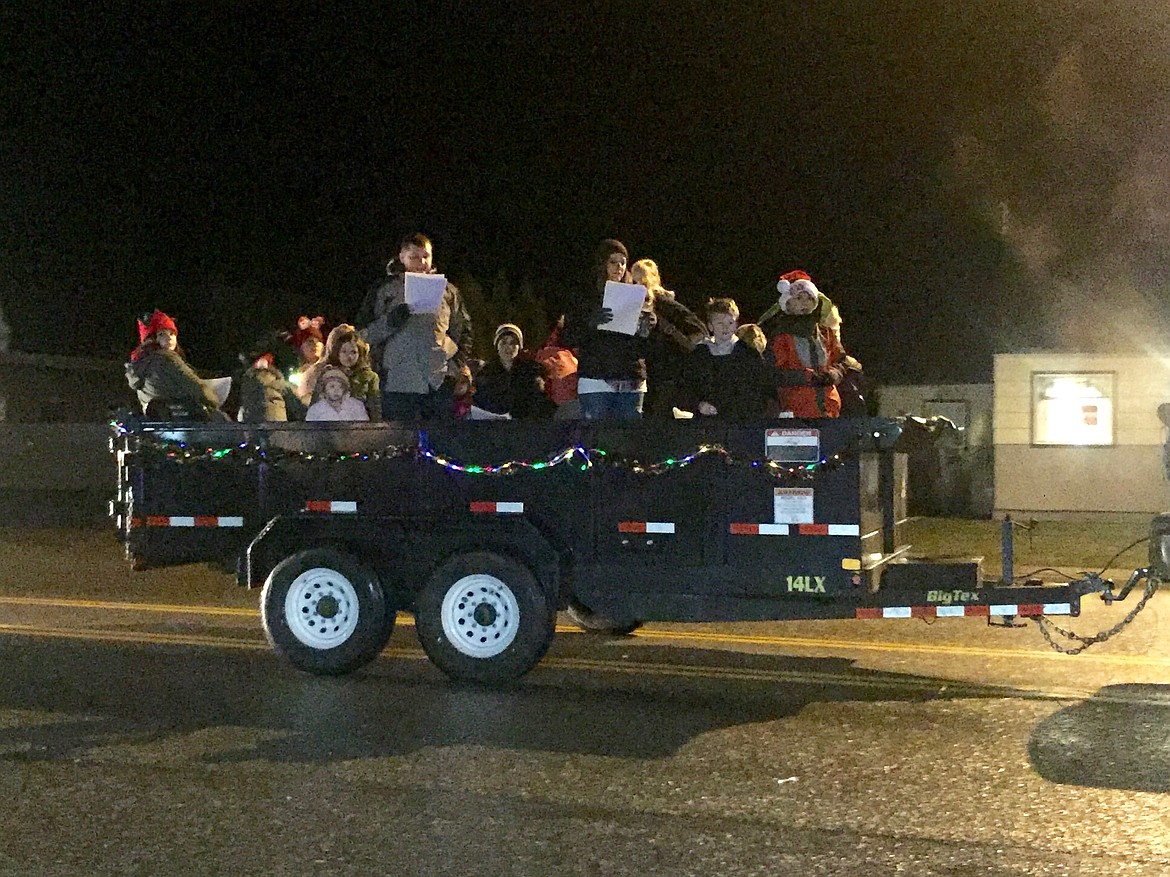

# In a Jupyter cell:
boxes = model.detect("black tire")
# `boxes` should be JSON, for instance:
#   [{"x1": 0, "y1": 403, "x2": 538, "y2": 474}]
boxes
[
  {"x1": 414, "y1": 551, "x2": 555, "y2": 684},
  {"x1": 261, "y1": 547, "x2": 394, "y2": 676},
  {"x1": 566, "y1": 597, "x2": 643, "y2": 636}
]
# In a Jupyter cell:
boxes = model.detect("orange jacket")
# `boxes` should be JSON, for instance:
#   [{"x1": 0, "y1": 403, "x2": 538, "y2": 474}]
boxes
[
  {"x1": 769, "y1": 327, "x2": 844, "y2": 418},
  {"x1": 535, "y1": 326, "x2": 579, "y2": 406}
]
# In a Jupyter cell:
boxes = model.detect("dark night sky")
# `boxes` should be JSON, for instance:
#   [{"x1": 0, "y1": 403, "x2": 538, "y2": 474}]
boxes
[{"x1": 3, "y1": 2, "x2": 1169, "y2": 382}]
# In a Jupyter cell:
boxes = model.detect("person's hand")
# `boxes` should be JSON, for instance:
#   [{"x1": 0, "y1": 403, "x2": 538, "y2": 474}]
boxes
[
  {"x1": 387, "y1": 302, "x2": 411, "y2": 329},
  {"x1": 698, "y1": 401, "x2": 717, "y2": 416},
  {"x1": 636, "y1": 311, "x2": 655, "y2": 338},
  {"x1": 811, "y1": 369, "x2": 837, "y2": 386},
  {"x1": 589, "y1": 306, "x2": 613, "y2": 328}
]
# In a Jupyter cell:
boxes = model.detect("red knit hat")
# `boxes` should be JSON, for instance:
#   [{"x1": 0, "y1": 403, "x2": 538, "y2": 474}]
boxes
[{"x1": 137, "y1": 310, "x2": 178, "y2": 344}]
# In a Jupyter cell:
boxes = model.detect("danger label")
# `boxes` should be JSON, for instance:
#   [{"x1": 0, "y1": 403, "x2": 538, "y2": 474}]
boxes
[{"x1": 765, "y1": 428, "x2": 820, "y2": 462}]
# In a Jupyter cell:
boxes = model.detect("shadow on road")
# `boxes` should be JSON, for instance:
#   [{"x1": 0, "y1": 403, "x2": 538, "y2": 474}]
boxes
[
  {"x1": 0, "y1": 632, "x2": 1033, "y2": 765},
  {"x1": 1028, "y1": 683, "x2": 1170, "y2": 793}
]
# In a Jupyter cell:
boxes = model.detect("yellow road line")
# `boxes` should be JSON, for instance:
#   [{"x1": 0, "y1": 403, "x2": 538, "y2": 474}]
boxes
[
  {"x1": 626, "y1": 626, "x2": 1170, "y2": 668},
  {"x1": 0, "y1": 626, "x2": 1081, "y2": 701},
  {"x1": 0, "y1": 622, "x2": 270, "y2": 650},
  {"x1": 1, "y1": 595, "x2": 1166, "y2": 669},
  {"x1": 533, "y1": 656, "x2": 1106, "y2": 701},
  {"x1": 3, "y1": 621, "x2": 1169, "y2": 705},
  {"x1": 0, "y1": 596, "x2": 259, "y2": 617}
]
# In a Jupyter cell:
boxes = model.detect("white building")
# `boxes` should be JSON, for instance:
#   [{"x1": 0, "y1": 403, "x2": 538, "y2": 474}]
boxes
[{"x1": 993, "y1": 353, "x2": 1170, "y2": 517}]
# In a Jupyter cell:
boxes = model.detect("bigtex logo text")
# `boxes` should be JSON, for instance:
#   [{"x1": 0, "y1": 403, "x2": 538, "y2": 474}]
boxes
[{"x1": 926, "y1": 589, "x2": 980, "y2": 605}]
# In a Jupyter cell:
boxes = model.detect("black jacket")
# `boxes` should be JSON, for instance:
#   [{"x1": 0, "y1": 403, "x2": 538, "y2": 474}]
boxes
[
  {"x1": 562, "y1": 296, "x2": 649, "y2": 384},
  {"x1": 686, "y1": 341, "x2": 776, "y2": 421},
  {"x1": 473, "y1": 357, "x2": 554, "y2": 419},
  {"x1": 642, "y1": 295, "x2": 707, "y2": 417}
]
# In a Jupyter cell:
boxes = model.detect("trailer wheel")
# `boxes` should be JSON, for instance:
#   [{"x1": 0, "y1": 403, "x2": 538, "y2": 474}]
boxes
[
  {"x1": 414, "y1": 551, "x2": 554, "y2": 684},
  {"x1": 566, "y1": 597, "x2": 643, "y2": 636},
  {"x1": 261, "y1": 547, "x2": 393, "y2": 676}
]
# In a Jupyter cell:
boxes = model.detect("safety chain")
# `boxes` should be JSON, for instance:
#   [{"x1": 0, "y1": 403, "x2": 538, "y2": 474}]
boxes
[{"x1": 1035, "y1": 571, "x2": 1162, "y2": 655}]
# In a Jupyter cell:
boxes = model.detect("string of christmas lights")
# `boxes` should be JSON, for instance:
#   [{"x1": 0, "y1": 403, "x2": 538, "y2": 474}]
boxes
[
  {"x1": 117, "y1": 429, "x2": 856, "y2": 481},
  {"x1": 418, "y1": 434, "x2": 593, "y2": 474}
]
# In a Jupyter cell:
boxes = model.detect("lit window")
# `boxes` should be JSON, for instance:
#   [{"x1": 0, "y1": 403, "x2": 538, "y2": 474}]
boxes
[{"x1": 1031, "y1": 372, "x2": 1114, "y2": 446}]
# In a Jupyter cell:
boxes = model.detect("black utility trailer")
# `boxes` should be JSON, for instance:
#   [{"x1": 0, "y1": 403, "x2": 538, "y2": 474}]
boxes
[{"x1": 110, "y1": 418, "x2": 1115, "y2": 683}]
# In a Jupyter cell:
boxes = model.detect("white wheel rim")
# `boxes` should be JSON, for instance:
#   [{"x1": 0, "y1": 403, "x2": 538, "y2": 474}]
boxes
[
  {"x1": 440, "y1": 573, "x2": 520, "y2": 658},
  {"x1": 284, "y1": 566, "x2": 360, "y2": 649}
]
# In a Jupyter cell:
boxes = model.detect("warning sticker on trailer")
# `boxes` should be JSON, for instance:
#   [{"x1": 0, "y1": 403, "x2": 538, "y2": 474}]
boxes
[
  {"x1": 774, "y1": 488, "x2": 814, "y2": 524},
  {"x1": 765, "y1": 428, "x2": 820, "y2": 462}
]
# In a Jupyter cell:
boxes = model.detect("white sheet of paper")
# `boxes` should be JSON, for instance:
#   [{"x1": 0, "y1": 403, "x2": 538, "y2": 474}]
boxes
[
  {"x1": 404, "y1": 272, "x2": 447, "y2": 314},
  {"x1": 600, "y1": 281, "x2": 648, "y2": 335},
  {"x1": 467, "y1": 405, "x2": 512, "y2": 421},
  {"x1": 203, "y1": 377, "x2": 232, "y2": 406}
]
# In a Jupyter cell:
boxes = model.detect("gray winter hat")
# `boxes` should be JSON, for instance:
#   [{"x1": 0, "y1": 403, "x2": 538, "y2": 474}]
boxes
[{"x1": 493, "y1": 323, "x2": 523, "y2": 349}]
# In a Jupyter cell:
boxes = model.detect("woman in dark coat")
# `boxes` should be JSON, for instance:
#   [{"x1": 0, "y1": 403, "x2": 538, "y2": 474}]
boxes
[
  {"x1": 125, "y1": 310, "x2": 223, "y2": 420},
  {"x1": 561, "y1": 239, "x2": 650, "y2": 420},
  {"x1": 630, "y1": 258, "x2": 708, "y2": 417}
]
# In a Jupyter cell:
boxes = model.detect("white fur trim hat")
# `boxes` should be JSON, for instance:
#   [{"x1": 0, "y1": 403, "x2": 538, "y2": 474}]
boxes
[{"x1": 777, "y1": 278, "x2": 820, "y2": 313}]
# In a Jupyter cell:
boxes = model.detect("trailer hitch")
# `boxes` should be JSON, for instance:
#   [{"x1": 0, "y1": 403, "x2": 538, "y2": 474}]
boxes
[
  {"x1": 1035, "y1": 567, "x2": 1162, "y2": 654},
  {"x1": 1097, "y1": 568, "x2": 1143, "y2": 604}
]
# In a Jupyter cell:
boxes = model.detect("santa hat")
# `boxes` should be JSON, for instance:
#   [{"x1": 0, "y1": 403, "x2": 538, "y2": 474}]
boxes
[
  {"x1": 493, "y1": 323, "x2": 524, "y2": 349},
  {"x1": 778, "y1": 279, "x2": 821, "y2": 313},
  {"x1": 775, "y1": 269, "x2": 813, "y2": 298},
  {"x1": 137, "y1": 310, "x2": 178, "y2": 344},
  {"x1": 774, "y1": 270, "x2": 821, "y2": 314},
  {"x1": 290, "y1": 315, "x2": 326, "y2": 349}
]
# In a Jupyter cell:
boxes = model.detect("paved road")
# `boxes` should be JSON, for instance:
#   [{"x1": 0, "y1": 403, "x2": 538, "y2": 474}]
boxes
[{"x1": 0, "y1": 527, "x2": 1168, "y2": 876}]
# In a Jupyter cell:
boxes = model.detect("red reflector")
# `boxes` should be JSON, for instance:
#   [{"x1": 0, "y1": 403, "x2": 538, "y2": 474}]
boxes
[
  {"x1": 618, "y1": 521, "x2": 647, "y2": 533},
  {"x1": 797, "y1": 523, "x2": 829, "y2": 535},
  {"x1": 855, "y1": 608, "x2": 882, "y2": 619}
]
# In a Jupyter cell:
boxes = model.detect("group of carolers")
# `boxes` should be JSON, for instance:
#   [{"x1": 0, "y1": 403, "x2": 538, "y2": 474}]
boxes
[{"x1": 125, "y1": 234, "x2": 867, "y2": 424}]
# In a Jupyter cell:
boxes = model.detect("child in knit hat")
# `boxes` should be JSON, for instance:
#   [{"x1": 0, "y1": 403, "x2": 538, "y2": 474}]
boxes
[
  {"x1": 471, "y1": 322, "x2": 553, "y2": 419},
  {"x1": 300, "y1": 324, "x2": 382, "y2": 420},
  {"x1": 305, "y1": 367, "x2": 370, "y2": 422}
]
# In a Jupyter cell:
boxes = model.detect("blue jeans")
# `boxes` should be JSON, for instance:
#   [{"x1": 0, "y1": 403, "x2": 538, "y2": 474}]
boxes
[{"x1": 579, "y1": 392, "x2": 643, "y2": 421}]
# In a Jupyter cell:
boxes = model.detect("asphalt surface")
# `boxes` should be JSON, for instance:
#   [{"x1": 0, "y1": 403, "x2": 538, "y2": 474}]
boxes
[{"x1": 0, "y1": 526, "x2": 1168, "y2": 876}]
